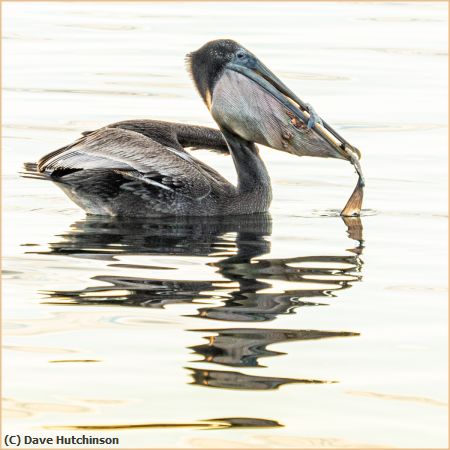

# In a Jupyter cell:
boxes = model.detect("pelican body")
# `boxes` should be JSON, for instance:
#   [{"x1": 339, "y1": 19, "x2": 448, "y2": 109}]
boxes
[{"x1": 25, "y1": 39, "x2": 363, "y2": 217}]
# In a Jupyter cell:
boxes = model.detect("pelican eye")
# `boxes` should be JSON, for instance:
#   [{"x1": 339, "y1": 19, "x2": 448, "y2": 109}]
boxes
[{"x1": 236, "y1": 51, "x2": 245, "y2": 59}]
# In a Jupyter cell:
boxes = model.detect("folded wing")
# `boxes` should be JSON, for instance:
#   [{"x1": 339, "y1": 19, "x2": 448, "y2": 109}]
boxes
[{"x1": 38, "y1": 127, "x2": 223, "y2": 200}]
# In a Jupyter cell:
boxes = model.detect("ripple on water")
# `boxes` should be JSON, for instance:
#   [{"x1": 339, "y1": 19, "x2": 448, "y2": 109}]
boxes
[
  {"x1": 189, "y1": 328, "x2": 359, "y2": 368},
  {"x1": 3, "y1": 398, "x2": 91, "y2": 419},
  {"x1": 44, "y1": 417, "x2": 283, "y2": 431},
  {"x1": 186, "y1": 367, "x2": 336, "y2": 390}
]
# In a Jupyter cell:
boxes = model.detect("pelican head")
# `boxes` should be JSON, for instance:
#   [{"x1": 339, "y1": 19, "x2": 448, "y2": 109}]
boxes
[
  {"x1": 186, "y1": 39, "x2": 361, "y2": 163},
  {"x1": 187, "y1": 39, "x2": 365, "y2": 216}
]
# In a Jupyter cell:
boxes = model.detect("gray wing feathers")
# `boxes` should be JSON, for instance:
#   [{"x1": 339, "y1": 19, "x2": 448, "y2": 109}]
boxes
[{"x1": 38, "y1": 127, "x2": 215, "y2": 199}]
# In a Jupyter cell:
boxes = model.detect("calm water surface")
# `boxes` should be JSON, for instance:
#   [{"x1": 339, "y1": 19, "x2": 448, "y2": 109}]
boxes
[{"x1": 3, "y1": 2, "x2": 448, "y2": 448}]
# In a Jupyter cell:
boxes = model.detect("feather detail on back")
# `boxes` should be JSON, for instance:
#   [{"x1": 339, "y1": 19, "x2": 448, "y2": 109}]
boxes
[{"x1": 37, "y1": 127, "x2": 230, "y2": 200}]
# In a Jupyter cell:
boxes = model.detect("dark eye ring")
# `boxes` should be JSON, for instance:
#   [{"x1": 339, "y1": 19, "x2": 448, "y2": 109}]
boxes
[{"x1": 236, "y1": 51, "x2": 245, "y2": 59}]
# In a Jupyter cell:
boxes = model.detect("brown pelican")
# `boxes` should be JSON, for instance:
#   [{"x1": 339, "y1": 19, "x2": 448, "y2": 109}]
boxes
[{"x1": 24, "y1": 39, "x2": 364, "y2": 216}]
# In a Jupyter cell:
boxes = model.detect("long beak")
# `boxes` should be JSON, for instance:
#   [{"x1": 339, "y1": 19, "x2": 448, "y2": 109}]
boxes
[
  {"x1": 227, "y1": 59, "x2": 361, "y2": 162},
  {"x1": 227, "y1": 57, "x2": 365, "y2": 217}
]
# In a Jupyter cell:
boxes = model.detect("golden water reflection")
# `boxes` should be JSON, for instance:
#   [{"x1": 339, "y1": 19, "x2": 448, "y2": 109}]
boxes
[{"x1": 45, "y1": 417, "x2": 283, "y2": 431}]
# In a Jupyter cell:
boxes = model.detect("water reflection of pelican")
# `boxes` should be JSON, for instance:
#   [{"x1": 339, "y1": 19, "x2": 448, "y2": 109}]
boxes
[
  {"x1": 34, "y1": 213, "x2": 363, "y2": 391},
  {"x1": 38, "y1": 213, "x2": 272, "y2": 260},
  {"x1": 190, "y1": 328, "x2": 359, "y2": 369}
]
